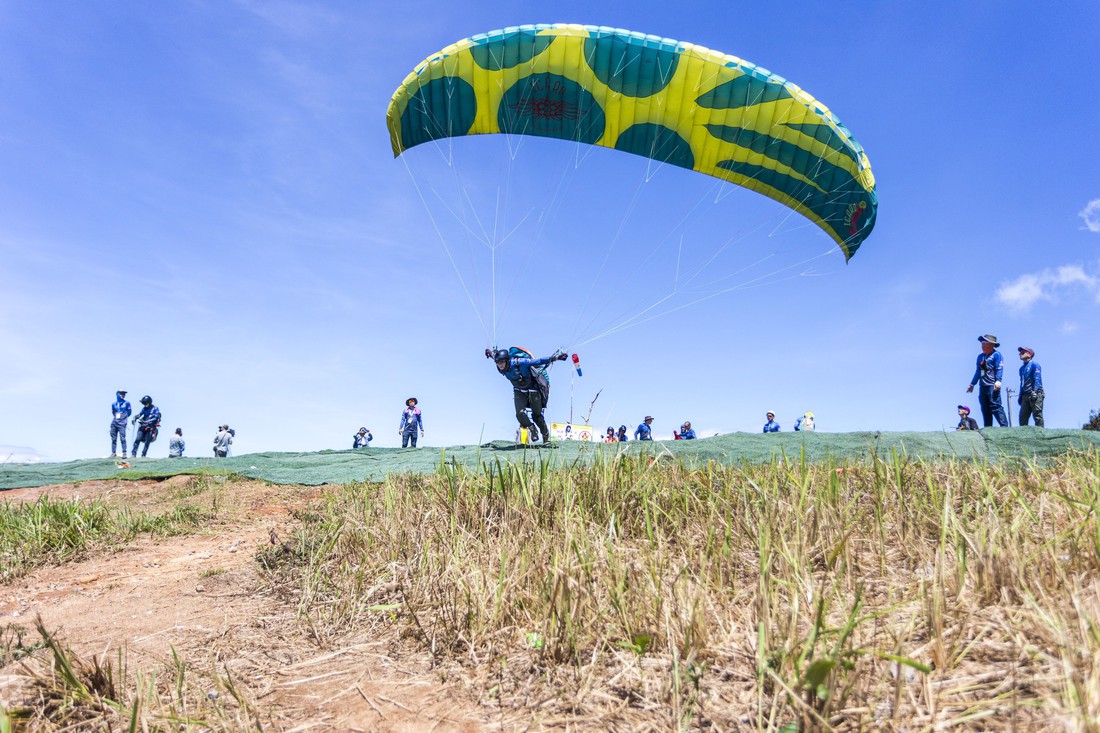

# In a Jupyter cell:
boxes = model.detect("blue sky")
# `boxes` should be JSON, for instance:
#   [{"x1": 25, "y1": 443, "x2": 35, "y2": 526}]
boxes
[{"x1": 1, "y1": 1, "x2": 1098, "y2": 462}]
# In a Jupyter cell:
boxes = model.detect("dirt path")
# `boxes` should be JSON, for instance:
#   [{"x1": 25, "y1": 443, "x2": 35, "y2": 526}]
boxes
[{"x1": 1, "y1": 478, "x2": 489, "y2": 731}]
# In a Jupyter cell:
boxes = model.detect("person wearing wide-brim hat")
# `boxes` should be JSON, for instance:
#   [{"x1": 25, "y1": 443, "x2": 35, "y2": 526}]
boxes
[
  {"x1": 955, "y1": 405, "x2": 979, "y2": 431},
  {"x1": 966, "y1": 334, "x2": 1007, "y2": 427},
  {"x1": 634, "y1": 415, "x2": 654, "y2": 441},
  {"x1": 398, "y1": 397, "x2": 424, "y2": 448},
  {"x1": 1016, "y1": 346, "x2": 1045, "y2": 427}
]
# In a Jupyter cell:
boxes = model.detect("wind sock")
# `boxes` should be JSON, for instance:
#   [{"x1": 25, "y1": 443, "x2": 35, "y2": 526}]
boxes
[{"x1": 572, "y1": 353, "x2": 582, "y2": 377}]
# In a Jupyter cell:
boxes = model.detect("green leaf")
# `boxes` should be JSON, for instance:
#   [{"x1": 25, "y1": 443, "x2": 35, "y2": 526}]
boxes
[
  {"x1": 877, "y1": 652, "x2": 931, "y2": 674},
  {"x1": 801, "y1": 657, "x2": 837, "y2": 690}
]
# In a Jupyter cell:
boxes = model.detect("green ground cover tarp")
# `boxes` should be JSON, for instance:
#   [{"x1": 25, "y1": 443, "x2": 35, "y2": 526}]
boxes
[{"x1": 2, "y1": 428, "x2": 1098, "y2": 491}]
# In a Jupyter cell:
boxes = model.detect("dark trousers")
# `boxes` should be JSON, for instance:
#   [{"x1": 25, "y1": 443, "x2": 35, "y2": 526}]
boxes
[
  {"x1": 978, "y1": 384, "x2": 1008, "y2": 427},
  {"x1": 132, "y1": 427, "x2": 155, "y2": 456},
  {"x1": 514, "y1": 389, "x2": 550, "y2": 442},
  {"x1": 110, "y1": 423, "x2": 127, "y2": 455},
  {"x1": 401, "y1": 430, "x2": 418, "y2": 448},
  {"x1": 1019, "y1": 390, "x2": 1045, "y2": 427}
]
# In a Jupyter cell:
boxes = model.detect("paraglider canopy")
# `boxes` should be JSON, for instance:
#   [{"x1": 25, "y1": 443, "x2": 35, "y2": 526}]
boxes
[{"x1": 387, "y1": 23, "x2": 877, "y2": 258}]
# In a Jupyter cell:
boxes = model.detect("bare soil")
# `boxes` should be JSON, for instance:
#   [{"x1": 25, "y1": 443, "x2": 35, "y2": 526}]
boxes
[{"x1": 0, "y1": 478, "x2": 489, "y2": 731}]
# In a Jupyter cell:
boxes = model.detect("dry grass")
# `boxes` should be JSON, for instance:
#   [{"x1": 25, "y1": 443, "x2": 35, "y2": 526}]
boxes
[
  {"x1": 1, "y1": 617, "x2": 265, "y2": 732},
  {"x1": 260, "y1": 448, "x2": 1100, "y2": 730}
]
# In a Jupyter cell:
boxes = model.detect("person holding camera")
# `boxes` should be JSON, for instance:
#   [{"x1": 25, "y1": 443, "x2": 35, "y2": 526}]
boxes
[{"x1": 353, "y1": 427, "x2": 373, "y2": 448}]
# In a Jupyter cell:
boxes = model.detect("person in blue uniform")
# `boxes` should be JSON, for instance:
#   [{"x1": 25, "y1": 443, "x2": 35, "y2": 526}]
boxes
[
  {"x1": 762, "y1": 411, "x2": 780, "y2": 433},
  {"x1": 679, "y1": 421, "x2": 697, "y2": 439},
  {"x1": 130, "y1": 395, "x2": 161, "y2": 458},
  {"x1": 486, "y1": 348, "x2": 567, "y2": 444},
  {"x1": 110, "y1": 389, "x2": 131, "y2": 457},
  {"x1": 1017, "y1": 346, "x2": 1044, "y2": 427},
  {"x1": 634, "y1": 416, "x2": 654, "y2": 441},
  {"x1": 966, "y1": 334, "x2": 1007, "y2": 427},
  {"x1": 616, "y1": 425, "x2": 629, "y2": 442},
  {"x1": 398, "y1": 398, "x2": 423, "y2": 448},
  {"x1": 353, "y1": 427, "x2": 373, "y2": 448}
]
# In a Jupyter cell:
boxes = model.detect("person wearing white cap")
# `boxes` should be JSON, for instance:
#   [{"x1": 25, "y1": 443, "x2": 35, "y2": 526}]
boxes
[{"x1": 763, "y1": 411, "x2": 780, "y2": 433}]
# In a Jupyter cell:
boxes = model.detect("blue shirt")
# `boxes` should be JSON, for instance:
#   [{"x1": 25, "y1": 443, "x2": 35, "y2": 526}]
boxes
[
  {"x1": 1019, "y1": 360, "x2": 1043, "y2": 394},
  {"x1": 634, "y1": 422, "x2": 652, "y2": 440},
  {"x1": 971, "y1": 350, "x2": 1004, "y2": 387},
  {"x1": 616, "y1": 430, "x2": 628, "y2": 442},
  {"x1": 763, "y1": 420, "x2": 780, "y2": 433},
  {"x1": 111, "y1": 397, "x2": 131, "y2": 428},
  {"x1": 134, "y1": 405, "x2": 161, "y2": 428},
  {"x1": 399, "y1": 407, "x2": 423, "y2": 433},
  {"x1": 499, "y1": 356, "x2": 554, "y2": 391},
  {"x1": 680, "y1": 427, "x2": 696, "y2": 439},
  {"x1": 353, "y1": 431, "x2": 373, "y2": 448}
]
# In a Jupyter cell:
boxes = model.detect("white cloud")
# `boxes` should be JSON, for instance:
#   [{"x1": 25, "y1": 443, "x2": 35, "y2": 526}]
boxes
[
  {"x1": 0, "y1": 445, "x2": 49, "y2": 464},
  {"x1": 1061, "y1": 321, "x2": 1080, "y2": 334},
  {"x1": 995, "y1": 265, "x2": 1099, "y2": 313},
  {"x1": 1081, "y1": 199, "x2": 1100, "y2": 233}
]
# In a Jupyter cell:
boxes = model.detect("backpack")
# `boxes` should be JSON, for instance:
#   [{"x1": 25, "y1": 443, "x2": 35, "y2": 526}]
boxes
[{"x1": 509, "y1": 346, "x2": 551, "y2": 406}]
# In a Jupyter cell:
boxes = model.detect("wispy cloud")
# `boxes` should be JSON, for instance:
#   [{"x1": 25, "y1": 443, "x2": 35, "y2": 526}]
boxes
[
  {"x1": 1061, "y1": 321, "x2": 1080, "y2": 334},
  {"x1": 1081, "y1": 199, "x2": 1100, "y2": 233},
  {"x1": 995, "y1": 265, "x2": 1100, "y2": 313},
  {"x1": 0, "y1": 445, "x2": 49, "y2": 463}
]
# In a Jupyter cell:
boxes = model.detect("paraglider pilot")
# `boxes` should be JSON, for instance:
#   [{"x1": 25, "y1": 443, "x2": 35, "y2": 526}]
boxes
[
  {"x1": 130, "y1": 395, "x2": 161, "y2": 458},
  {"x1": 486, "y1": 348, "x2": 567, "y2": 445}
]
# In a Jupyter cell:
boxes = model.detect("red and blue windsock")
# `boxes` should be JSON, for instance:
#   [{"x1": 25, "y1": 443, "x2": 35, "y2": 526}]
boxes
[{"x1": 571, "y1": 353, "x2": 582, "y2": 377}]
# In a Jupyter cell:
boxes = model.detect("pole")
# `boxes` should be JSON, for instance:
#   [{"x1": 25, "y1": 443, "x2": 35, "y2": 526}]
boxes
[
  {"x1": 569, "y1": 370, "x2": 574, "y2": 425},
  {"x1": 1005, "y1": 388, "x2": 1015, "y2": 427}
]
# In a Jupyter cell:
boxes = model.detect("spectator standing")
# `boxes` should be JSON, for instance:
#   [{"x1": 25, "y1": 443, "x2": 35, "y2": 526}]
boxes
[
  {"x1": 398, "y1": 397, "x2": 424, "y2": 448},
  {"x1": 213, "y1": 425, "x2": 233, "y2": 457},
  {"x1": 794, "y1": 412, "x2": 816, "y2": 431},
  {"x1": 956, "y1": 405, "x2": 980, "y2": 431},
  {"x1": 130, "y1": 395, "x2": 161, "y2": 458},
  {"x1": 616, "y1": 425, "x2": 629, "y2": 442},
  {"x1": 353, "y1": 427, "x2": 373, "y2": 448},
  {"x1": 603, "y1": 427, "x2": 617, "y2": 443},
  {"x1": 1017, "y1": 347, "x2": 1044, "y2": 427},
  {"x1": 967, "y1": 334, "x2": 1007, "y2": 427},
  {"x1": 763, "y1": 411, "x2": 780, "y2": 433},
  {"x1": 169, "y1": 428, "x2": 185, "y2": 457},
  {"x1": 634, "y1": 416, "x2": 654, "y2": 441},
  {"x1": 109, "y1": 389, "x2": 131, "y2": 457},
  {"x1": 679, "y1": 421, "x2": 697, "y2": 439}
]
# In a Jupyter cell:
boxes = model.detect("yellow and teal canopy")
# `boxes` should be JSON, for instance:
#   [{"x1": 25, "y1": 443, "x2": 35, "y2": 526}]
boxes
[{"x1": 387, "y1": 24, "x2": 877, "y2": 258}]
